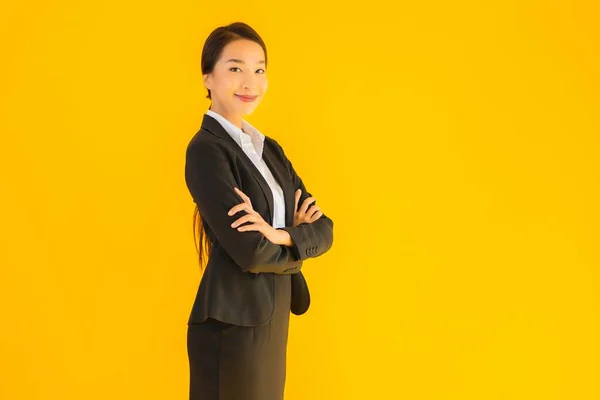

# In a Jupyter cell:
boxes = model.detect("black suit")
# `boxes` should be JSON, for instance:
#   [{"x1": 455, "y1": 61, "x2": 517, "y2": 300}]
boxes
[{"x1": 184, "y1": 113, "x2": 334, "y2": 327}]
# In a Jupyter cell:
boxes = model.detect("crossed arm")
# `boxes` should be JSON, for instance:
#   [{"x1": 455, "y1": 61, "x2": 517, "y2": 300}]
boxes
[
  {"x1": 185, "y1": 138, "x2": 334, "y2": 275},
  {"x1": 272, "y1": 139, "x2": 334, "y2": 262}
]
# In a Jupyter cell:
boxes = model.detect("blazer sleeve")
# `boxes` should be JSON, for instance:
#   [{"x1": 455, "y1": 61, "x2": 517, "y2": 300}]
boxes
[
  {"x1": 185, "y1": 138, "x2": 303, "y2": 275},
  {"x1": 274, "y1": 141, "x2": 334, "y2": 261}
]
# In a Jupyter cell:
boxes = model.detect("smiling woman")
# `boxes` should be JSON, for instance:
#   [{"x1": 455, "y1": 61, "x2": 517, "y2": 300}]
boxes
[
  {"x1": 184, "y1": 21, "x2": 334, "y2": 400},
  {"x1": 192, "y1": 24, "x2": 269, "y2": 272}
]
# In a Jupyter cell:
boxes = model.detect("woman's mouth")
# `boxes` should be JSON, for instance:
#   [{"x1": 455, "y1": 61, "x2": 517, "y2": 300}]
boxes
[{"x1": 235, "y1": 94, "x2": 257, "y2": 103}]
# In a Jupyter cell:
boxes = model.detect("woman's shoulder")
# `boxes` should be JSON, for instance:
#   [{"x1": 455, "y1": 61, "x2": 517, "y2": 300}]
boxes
[
  {"x1": 186, "y1": 127, "x2": 228, "y2": 153},
  {"x1": 263, "y1": 135, "x2": 287, "y2": 157},
  {"x1": 185, "y1": 130, "x2": 233, "y2": 167},
  {"x1": 188, "y1": 127, "x2": 216, "y2": 145}
]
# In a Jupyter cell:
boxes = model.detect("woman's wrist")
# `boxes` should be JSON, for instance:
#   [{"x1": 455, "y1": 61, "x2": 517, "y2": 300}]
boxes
[{"x1": 275, "y1": 228, "x2": 293, "y2": 247}]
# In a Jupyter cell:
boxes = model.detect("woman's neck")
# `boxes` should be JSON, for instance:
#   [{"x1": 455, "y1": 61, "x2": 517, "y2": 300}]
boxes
[{"x1": 209, "y1": 105, "x2": 242, "y2": 129}]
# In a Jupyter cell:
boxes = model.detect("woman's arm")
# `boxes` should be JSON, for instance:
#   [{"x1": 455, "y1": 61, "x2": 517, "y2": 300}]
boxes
[
  {"x1": 185, "y1": 138, "x2": 302, "y2": 274},
  {"x1": 272, "y1": 140, "x2": 334, "y2": 261}
]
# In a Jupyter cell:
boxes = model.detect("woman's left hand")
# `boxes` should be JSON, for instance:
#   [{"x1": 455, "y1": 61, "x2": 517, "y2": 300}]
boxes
[{"x1": 228, "y1": 187, "x2": 290, "y2": 245}]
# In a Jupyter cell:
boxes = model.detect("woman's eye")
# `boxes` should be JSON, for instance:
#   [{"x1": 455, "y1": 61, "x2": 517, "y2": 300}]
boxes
[{"x1": 229, "y1": 67, "x2": 265, "y2": 73}]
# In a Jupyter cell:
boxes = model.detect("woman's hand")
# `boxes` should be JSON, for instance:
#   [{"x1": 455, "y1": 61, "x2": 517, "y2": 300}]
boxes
[
  {"x1": 228, "y1": 187, "x2": 290, "y2": 245},
  {"x1": 293, "y1": 189, "x2": 323, "y2": 227}
]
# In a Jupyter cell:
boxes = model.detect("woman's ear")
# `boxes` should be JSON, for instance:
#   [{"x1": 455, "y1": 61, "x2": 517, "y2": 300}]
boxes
[{"x1": 202, "y1": 73, "x2": 212, "y2": 91}]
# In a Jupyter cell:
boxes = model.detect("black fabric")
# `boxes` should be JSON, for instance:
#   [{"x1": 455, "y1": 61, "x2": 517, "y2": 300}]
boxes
[
  {"x1": 184, "y1": 113, "x2": 334, "y2": 326},
  {"x1": 187, "y1": 274, "x2": 292, "y2": 400}
]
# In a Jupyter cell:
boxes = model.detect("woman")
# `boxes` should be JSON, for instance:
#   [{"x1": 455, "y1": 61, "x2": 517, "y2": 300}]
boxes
[{"x1": 184, "y1": 22, "x2": 334, "y2": 400}]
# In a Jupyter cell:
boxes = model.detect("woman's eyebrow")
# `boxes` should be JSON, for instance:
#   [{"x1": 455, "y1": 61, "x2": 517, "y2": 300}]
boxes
[{"x1": 225, "y1": 58, "x2": 266, "y2": 64}]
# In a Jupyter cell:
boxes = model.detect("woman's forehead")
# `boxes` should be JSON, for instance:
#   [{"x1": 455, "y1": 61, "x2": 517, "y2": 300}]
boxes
[{"x1": 221, "y1": 40, "x2": 265, "y2": 63}]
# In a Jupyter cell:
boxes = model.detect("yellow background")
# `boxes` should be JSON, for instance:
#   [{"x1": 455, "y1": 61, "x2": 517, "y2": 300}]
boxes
[{"x1": 1, "y1": 1, "x2": 598, "y2": 399}]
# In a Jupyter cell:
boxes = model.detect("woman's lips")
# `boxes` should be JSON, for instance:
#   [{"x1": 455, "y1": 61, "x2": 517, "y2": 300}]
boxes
[{"x1": 235, "y1": 94, "x2": 257, "y2": 102}]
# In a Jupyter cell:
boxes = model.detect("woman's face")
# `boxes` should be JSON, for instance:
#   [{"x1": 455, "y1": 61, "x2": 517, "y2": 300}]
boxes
[{"x1": 203, "y1": 39, "x2": 268, "y2": 122}]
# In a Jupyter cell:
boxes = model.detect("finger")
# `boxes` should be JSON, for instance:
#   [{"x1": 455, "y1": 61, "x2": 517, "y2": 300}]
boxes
[
  {"x1": 230, "y1": 214, "x2": 257, "y2": 228},
  {"x1": 234, "y1": 187, "x2": 253, "y2": 209},
  {"x1": 307, "y1": 205, "x2": 320, "y2": 218},
  {"x1": 299, "y1": 196, "x2": 316, "y2": 215},
  {"x1": 308, "y1": 210, "x2": 323, "y2": 222},
  {"x1": 227, "y1": 202, "x2": 251, "y2": 216},
  {"x1": 236, "y1": 222, "x2": 262, "y2": 232},
  {"x1": 294, "y1": 189, "x2": 301, "y2": 212}
]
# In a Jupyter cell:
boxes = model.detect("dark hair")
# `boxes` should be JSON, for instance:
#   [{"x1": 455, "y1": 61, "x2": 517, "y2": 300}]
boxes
[{"x1": 193, "y1": 22, "x2": 268, "y2": 270}]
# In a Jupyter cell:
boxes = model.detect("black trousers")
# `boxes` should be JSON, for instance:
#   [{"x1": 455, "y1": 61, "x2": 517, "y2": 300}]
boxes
[{"x1": 187, "y1": 274, "x2": 292, "y2": 400}]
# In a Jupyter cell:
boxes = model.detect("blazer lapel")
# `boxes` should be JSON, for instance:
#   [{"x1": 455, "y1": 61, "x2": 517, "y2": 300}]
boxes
[
  {"x1": 200, "y1": 113, "x2": 276, "y2": 225},
  {"x1": 263, "y1": 148, "x2": 295, "y2": 228}
]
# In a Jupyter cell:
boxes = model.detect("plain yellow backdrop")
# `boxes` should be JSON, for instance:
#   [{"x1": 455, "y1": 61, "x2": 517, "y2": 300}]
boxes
[{"x1": 1, "y1": 0, "x2": 598, "y2": 399}]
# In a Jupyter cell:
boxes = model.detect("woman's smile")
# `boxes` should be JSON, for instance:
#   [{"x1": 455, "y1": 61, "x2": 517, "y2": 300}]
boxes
[{"x1": 235, "y1": 94, "x2": 257, "y2": 102}]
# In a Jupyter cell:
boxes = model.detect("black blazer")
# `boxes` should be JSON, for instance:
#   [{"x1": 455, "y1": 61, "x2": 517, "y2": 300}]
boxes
[{"x1": 184, "y1": 113, "x2": 334, "y2": 326}]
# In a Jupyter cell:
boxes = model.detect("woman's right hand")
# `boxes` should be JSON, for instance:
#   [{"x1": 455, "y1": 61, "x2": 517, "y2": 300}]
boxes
[{"x1": 293, "y1": 189, "x2": 323, "y2": 227}]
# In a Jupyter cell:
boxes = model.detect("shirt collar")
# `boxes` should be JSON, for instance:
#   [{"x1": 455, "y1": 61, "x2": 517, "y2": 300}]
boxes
[{"x1": 206, "y1": 109, "x2": 265, "y2": 156}]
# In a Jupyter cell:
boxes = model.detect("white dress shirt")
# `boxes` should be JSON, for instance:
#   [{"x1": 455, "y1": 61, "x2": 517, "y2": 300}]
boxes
[{"x1": 206, "y1": 109, "x2": 286, "y2": 229}]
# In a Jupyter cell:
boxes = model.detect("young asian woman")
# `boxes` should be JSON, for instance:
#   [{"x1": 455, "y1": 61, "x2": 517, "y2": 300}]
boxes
[{"x1": 184, "y1": 22, "x2": 334, "y2": 400}]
